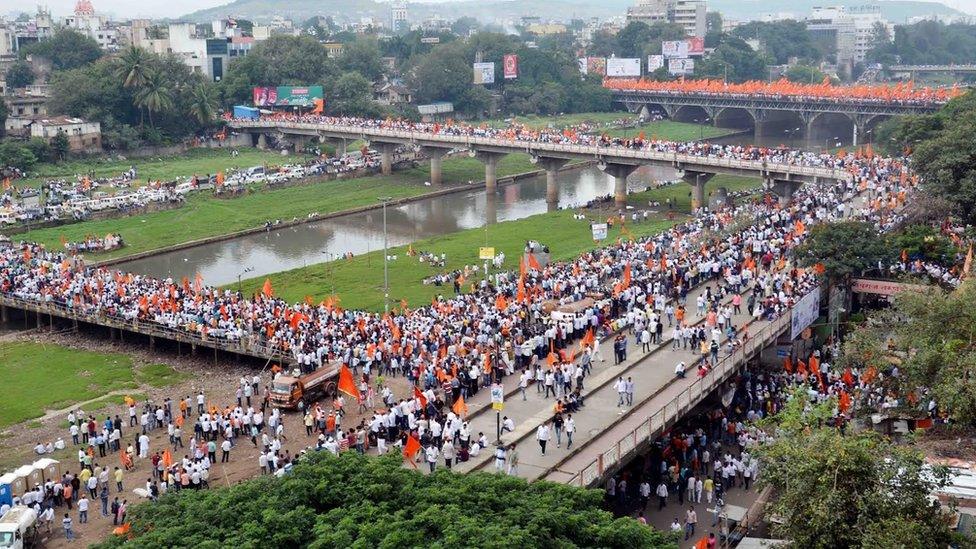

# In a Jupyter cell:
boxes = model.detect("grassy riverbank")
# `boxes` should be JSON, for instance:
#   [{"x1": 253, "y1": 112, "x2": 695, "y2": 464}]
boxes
[
  {"x1": 0, "y1": 342, "x2": 185, "y2": 428},
  {"x1": 485, "y1": 112, "x2": 736, "y2": 141},
  {"x1": 24, "y1": 154, "x2": 539, "y2": 260},
  {"x1": 628, "y1": 174, "x2": 760, "y2": 210},
  {"x1": 20, "y1": 148, "x2": 287, "y2": 188}
]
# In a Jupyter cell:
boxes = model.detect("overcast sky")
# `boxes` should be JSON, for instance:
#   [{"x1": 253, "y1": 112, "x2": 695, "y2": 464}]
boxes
[{"x1": 7, "y1": 0, "x2": 976, "y2": 19}]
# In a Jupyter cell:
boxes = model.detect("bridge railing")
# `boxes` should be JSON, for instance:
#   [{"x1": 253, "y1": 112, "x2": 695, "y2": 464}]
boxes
[
  {"x1": 0, "y1": 294, "x2": 291, "y2": 362},
  {"x1": 567, "y1": 313, "x2": 792, "y2": 488},
  {"x1": 231, "y1": 121, "x2": 850, "y2": 180}
]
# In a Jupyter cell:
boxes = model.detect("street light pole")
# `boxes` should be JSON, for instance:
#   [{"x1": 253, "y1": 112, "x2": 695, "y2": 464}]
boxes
[{"x1": 378, "y1": 197, "x2": 392, "y2": 313}]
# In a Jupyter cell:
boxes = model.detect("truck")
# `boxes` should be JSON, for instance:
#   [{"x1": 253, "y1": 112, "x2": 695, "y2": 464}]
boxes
[
  {"x1": 270, "y1": 364, "x2": 339, "y2": 409},
  {"x1": 0, "y1": 506, "x2": 38, "y2": 549},
  {"x1": 233, "y1": 105, "x2": 260, "y2": 120}
]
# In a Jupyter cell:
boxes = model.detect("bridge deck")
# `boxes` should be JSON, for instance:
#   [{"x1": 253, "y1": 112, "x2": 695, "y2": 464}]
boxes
[{"x1": 230, "y1": 121, "x2": 850, "y2": 181}]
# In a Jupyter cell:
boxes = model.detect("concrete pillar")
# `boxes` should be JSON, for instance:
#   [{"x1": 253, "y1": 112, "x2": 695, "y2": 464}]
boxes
[
  {"x1": 682, "y1": 171, "x2": 715, "y2": 211},
  {"x1": 334, "y1": 138, "x2": 347, "y2": 157},
  {"x1": 772, "y1": 180, "x2": 801, "y2": 207},
  {"x1": 422, "y1": 147, "x2": 450, "y2": 186},
  {"x1": 533, "y1": 157, "x2": 569, "y2": 207},
  {"x1": 474, "y1": 151, "x2": 506, "y2": 192},
  {"x1": 379, "y1": 143, "x2": 396, "y2": 176},
  {"x1": 0, "y1": 305, "x2": 7, "y2": 324},
  {"x1": 486, "y1": 190, "x2": 498, "y2": 225},
  {"x1": 852, "y1": 122, "x2": 859, "y2": 147},
  {"x1": 599, "y1": 163, "x2": 639, "y2": 210},
  {"x1": 256, "y1": 133, "x2": 267, "y2": 150}
]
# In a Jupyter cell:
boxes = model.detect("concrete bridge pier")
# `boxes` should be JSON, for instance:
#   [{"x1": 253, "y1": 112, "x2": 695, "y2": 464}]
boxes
[
  {"x1": 422, "y1": 146, "x2": 452, "y2": 186},
  {"x1": 682, "y1": 171, "x2": 715, "y2": 211},
  {"x1": 321, "y1": 136, "x2": 346, "y2": 157},
  {"x1": 771, "y1": 179, "x2": 803, "y2": 207},
  {"x1": 599, "y1": 162, "x2": 638, "y2": 210},
  {"x1": 532, "y1": 156, "x2": 570, "y2": 207},
  {"x1": 290, "y1": 135, "x2": 309, "y2": 155},
  {"x1": 256, "y1": 133, "x2": 268, "y2": 150},
  {"x1": 473, "y1": 151, "x2": 507, "y2": 192},
  {"x1": 378, "y1": 143, "x2": 397, "y2": 176},
  {"x1": 486, "y1": 189, "x2": 498, "y2": 225}
]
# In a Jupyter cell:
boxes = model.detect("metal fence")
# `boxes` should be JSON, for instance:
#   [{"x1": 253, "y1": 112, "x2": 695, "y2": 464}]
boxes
[
  {"x1": 0, "y1": 294, "x2": 291, "y2": 362},
  {"x1": 230, "y1": 121, "x2": 850, "y2": 181},
  {"x1": 568, "y1": 313, "x2": 791, "y2": 488}
]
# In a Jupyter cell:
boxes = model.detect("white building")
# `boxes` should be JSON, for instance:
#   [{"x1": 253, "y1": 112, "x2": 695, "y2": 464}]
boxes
[
  {"x1": 391, "y1": 2, "x2": 409, "y2": 33},
  {"x1": 29, "y1": 116, "x2": 101, "y2": 153},
  {"x1": 166, "y1": 23, "x2": 229, "y2": 82},
  {"x1": 807, "y1": 6, "x2": 894, "y2": 70},
  {"x1": 626, "y1": 0, "x2": 706, "y2": 37},
  {"x1": 62, "y1": 0, "x2": 118, "y2": 51}
]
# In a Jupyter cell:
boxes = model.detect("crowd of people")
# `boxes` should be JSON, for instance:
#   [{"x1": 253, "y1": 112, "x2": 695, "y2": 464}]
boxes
[{"x1": 603, "y1": 77, "x2": 962, "y2": 106}]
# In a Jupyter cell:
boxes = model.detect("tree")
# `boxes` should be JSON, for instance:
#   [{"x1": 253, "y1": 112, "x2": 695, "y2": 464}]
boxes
[
  {"x1": 695, "y1": 36, "x2": 768, "y2": 82},
  {"x1": 340, "y1": 38, "x2": 384, "y2": 81},
  {"x1": 407, "y1": 42, "x2": 472, "y2": 110},
  {"x1": 90, "y1": 452, "x2": 673, "y2": 548},
  {"x1": 188, "y1": 83, "x2": 218, "y2": 127},
  {"x1": 219, "y1": 35, "x2": 335, "y2": 106},
  {"x1": 706, "y1": 11, "x2": 723, "y2": 34},
  {"x1": 115, "y1": 46, "x2": 153, "y2": 89},
  {"x1": 793, "y1": 221, "x2": 890, "y2": 282},
  {"x1": 50, "y1": 132, "x2": 69, "y2": 162},
  {"x1": 868, "y1": 20, "x2": 976, "y2": 65},
  {"x1": 843, "y1": 280, "x2": 976, "y2": 425},
  {"x1": 0, "y1": 99, "x2": 6, "y2": 138},
  {"x1": 756, "y1": 393, "x2": 959, "y2": 548},
  {"x1": 732, "y1": 20, "x2": 824, "y2": 64},
  {"x1": 21, "y1": 29, "x2": 101, "y2": 71},
  {"x1": 784, "y1": 64, "x2": 832, "y2": 85},
  {"x1": 329, "y1": 72, "x2": 382, "y2": 117},
  {"x1": 0, "y1": 141, "x2": 38, "y2": 171},
  {"x1": 5, "y1": 60, "x2": 34, "y2": 89},
  {"x1": 134, "y1": 68, "x2": 174, "y2": 128}
]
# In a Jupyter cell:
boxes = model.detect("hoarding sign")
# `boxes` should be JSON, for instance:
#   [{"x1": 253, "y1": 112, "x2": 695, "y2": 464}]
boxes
[
  {"x1": 790, "y1": 286, "x2": 821, "y2": 340},
  {"x1": 647, "y1": 54, "x2": 665, "y2": 72},
  {"x1": 586, "y1": 57, "x2": 606, "y2": 76},
  {"x1": 274, "y1": 86, "x2": 324, "y2": 107},
  {"x1": 662, "y1": 40, "x2": 689, "y2": 59},
  {"x1": 253, "y1": 87, "x2": 278, "y2": 107},
  {"x1": 668, "y1": 58, "x2": 695, "y2": 76},
  {"x1": 687, "y1": 36, "x2": 705, "y2": 55},
  {"x1": 503, "y1": 54, "x2": 518, "y2": 79},
  {"x1": 606, "y1": 57, "x2": 641, "y2": 77},
  {"x1": 473, "y1": 62, "x2": 495, "y2": 84}
]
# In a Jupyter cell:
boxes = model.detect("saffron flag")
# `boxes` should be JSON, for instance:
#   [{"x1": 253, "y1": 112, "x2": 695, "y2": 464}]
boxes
[
  {"x1": 452, "y1": 395, "x2": 468, "y2": 417},
  {"x1": 402, "y1": 434, "x2": 422, "y2": 468},
  {"x1": 413, "y1": 386, "x2": 428, "y2": 409},
  {"x1": 337, "y1": 365, "x2": 361, "y2": 402},
  {"x1": 262, "y1": 278, "x2": 274, "y2": 298},
  {"x1": 964, "y1": 244, "x2": 973, "y2": 279},
  {"x1": 162, "y1": 449, "x2": 173, "y2": 468}
]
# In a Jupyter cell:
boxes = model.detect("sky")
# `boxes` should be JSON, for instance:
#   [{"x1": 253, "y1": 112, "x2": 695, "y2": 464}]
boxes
[{"x1": 6, "y1": 0, "x2": 976, "y2": 19}]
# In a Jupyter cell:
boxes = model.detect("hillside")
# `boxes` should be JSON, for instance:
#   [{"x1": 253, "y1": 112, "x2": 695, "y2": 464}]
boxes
[{"x1": 182, "y1": 0, "x2": 962, "y2": 25}]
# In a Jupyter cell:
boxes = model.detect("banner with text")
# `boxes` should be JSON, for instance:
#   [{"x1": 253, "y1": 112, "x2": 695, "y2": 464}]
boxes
[
  {"x1": 503, "y1": 54, "x2": 519, "y2": 79},
  {"x1": 668, "y1": 58, "x2": 695, "y2": 76},
  {"x1": 473, "y1": 62, "x2": 495, "y2": 84},
  {"x1": 647, "y1": 54, "x2": 665, "y2": 73},
  {"x1": 606, "y1": 57, "x2": 641, "y2": 77},
  {"x1": 790, "y1": 286, "x2": 821, "y2": 340},
  {"x1": 688, "y1": 36, "x2": 705, "y2": 55},
  {"x1": 662, "y1": 40, "x2": 689, "y2": 59}
]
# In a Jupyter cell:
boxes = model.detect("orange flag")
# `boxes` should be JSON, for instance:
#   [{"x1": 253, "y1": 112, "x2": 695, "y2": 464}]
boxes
[
  {"x1": 402, "y1": 434, "x2": 421, "y2": 468},
  {"x1": 162, "y1": 449, "x2": 173, "y2": 468},
  {"x1": 452, "y1": 395, "x2": 468, "y2": 417},
  {"x1": 413, "y1": 386, "x2": 428, "y2": 408},
  {"x1": 581, "y1": 328, "x2": 595, "y2": 348},
  {"x1": 838, "y1": 390, "x2": 852, "y2": 414},
  {"x1": 495, "y1": 294, "x2": 508, "y2": 312},
  {"x1": 262, "y1": 278, "x2": 274, "y2": 298},
  {"x1": 337, "y1": 365, "x2": 360, "y2": 402},
  {"x1": 527, "y1": 253, "x2": 541, "y2": 271},
  {"x1": 964, "y1": 244, "x2": 973, "y2": 279},
  {"x1": 622, "y1": 263, "x2": 631, "y2": 288}
]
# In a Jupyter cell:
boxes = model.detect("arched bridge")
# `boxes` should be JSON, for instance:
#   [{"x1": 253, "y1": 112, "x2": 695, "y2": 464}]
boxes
[{"x1": 229, "y1": 120, "x2": 852, "y2": 209}]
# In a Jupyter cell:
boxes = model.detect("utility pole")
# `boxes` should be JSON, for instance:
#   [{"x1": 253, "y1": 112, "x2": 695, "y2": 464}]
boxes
[{"x1": 378, "y1": 197, "x2": 392, "y2": 313}]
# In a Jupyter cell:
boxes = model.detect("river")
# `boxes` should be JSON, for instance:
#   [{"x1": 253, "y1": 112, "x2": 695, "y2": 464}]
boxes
[{"x1": 118, "y1": 164, "x2": 681, "y2": 286}]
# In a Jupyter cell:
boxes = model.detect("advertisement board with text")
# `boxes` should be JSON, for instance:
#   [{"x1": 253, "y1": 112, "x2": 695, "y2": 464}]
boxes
[
  {"x1": 668, "y1": 58, "x2": 695, "y2": 76},
  {"x1": 606, "y1": 57, "x2": 641, "y2": 77},
  {"x1": 473, "y1": 62, "x2": 495, "y2": 84},
  {"x1": 662, "y1": 40, "x2": 689, "y2": 59}
]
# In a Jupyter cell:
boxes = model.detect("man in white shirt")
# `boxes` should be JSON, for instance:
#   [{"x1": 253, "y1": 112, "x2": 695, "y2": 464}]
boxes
[{"x1": 536, "y1": 423, "x2": 550, "y2": 455}]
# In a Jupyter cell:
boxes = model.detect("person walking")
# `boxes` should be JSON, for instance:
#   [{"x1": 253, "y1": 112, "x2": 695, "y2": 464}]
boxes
[
  {"x1": 494, "y1": 444, "x2": 507, "y2": 473},
  {"x1": 62, "y1": 513, "x2": 74, "y2": 542},
  {"x1": 507, "y1": 443, "x2": 519, "y2": 476},
  {"x1": 536, "y1": 422, "x2": 550, "y2": 455},
  {"x1": 565, "y1": 414, "x2": 576, "y2": 449},
  {"x1": 684, "y1": 507, "x2": 698, "y2": 540},
  {"x1": 77, "y1": 495, "x2": 89, "y2": 524},
  {"x1": 614, "y1": 377, "x2": 626, "y2": 407},
  {"x1": 553, "y1": 413, "x2": 564, "y2": 448},
  {"x1": 656, "y1": 480, "x2": 669, "y2": 510}
]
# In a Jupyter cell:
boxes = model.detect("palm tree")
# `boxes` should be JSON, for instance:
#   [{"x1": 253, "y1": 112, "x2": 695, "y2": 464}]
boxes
[
  {"x1": 188, "y1": 83, "x2": 218, "y2": 127},
  {"x1": 134, "y1": 68, "x2": 173, "y2": 128},
  {"x1": 115, "y1": 46, "x2": 152, "y2": 89}
]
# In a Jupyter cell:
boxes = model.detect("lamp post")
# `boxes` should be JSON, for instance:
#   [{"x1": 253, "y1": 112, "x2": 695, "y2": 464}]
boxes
[
  {"x1": 378, "y1": 197, "x2": 392, "y2": 313},
  {"x1": 237, "y1": 266, "x2": 254, "y2": 294}
]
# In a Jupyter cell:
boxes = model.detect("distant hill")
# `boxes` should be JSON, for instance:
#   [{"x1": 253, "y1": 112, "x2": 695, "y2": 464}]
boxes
[{"x1": 182, "y1": 0, "x2": 963, "y2": 26}]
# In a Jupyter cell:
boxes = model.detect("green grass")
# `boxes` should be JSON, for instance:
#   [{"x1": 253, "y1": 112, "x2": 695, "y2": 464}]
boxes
[
  {"x1": 135, "y1": 364, "x2": 189, "y2": 388},
  {"x1": 627, "y1": 175, "x2": 760, "y2": 210},
  {"x1": 25, "y1": 154, "x2": 539, "y2": 260},
  {"x1": 484, "y1": 112, "x2": 636, "y2": 129},
  {"x1": 22, "y1": 148, "x2": 287, "y2": 189},
  {"x1": 0, "y1": 342, "x2": 181, "y2": 428},
  {"x1": 606, "y1": 120, "x2": 736, "y2": 141}
]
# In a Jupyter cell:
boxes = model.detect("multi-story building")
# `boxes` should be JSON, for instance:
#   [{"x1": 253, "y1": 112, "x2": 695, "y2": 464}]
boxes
[
  {"x1": 626, "y1": 0, "x2": 706, "y2": 37},
  {"x1": 63, "y1": 0, "x2": 118, "y2": 51},
  {"x1": 391, "y1": 2, "x2": 409, "y2": 34},
  {"x1": 807, "y1": 6, "x2": 894, "y2": 72},
  {"x1": 29, "y1": 116, "x2": 101, "y2": 153}
]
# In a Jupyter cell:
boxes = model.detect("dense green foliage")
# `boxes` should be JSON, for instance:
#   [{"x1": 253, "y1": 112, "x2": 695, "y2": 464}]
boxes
[
  {"x1": 879, "y1": 91, "x2": 976, "y2": 223},
  {"x1": 868, "y1": 20, "x2": 976, "y2": 66},
  {"x1": 794, "y1": 221, "x2": 890, "y2": 281},
  {"x1": 732, "y1": 20, "x2": 826, "y2": 65},
  {"x1": 842, "y1": 280, "x2": 976, "y2": 425},
  {"x1": 93, "y1": 452, "x2": 674, "y2": 549},
  {"x1": 4, "y1": 60, "x2": 34, "y2": 89},
  {"x1": 21, "y1": 29, "x2": 102, "y2": 71},
  {"x1": 784, "y1": 64, "x2": 835, "y2": 85},
  {"x1": 695, "y1": 35, "x2": 768, "y2": 82},
  {"x1": 756, "y1": 392, "x2": 959, "y2": 548}
]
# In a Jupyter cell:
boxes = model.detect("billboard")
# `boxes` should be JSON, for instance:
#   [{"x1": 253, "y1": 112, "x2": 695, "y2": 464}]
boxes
[
  {"x1": 503, "y1": 54, "x2": 518, "y2": 79},
  {"x1": 790, "y1": 286, "x2": 821, "y2": 340},
  {"x1": 687, "y1": 36, "x2": 705, "y2": 55},
  {"x1": 253, "y1": 87, "x2": 278, "y2": 107},
  {"x1": 668, "y1": 58, "x2": 695, "y2": 76},
  {"x1": 586, "y1": 57, "x2": 606, "y2": 76},
  {"x1": 647, "y1": 54, "x2": 665, "y2": 73},
  {"x1": 253, "y1": 86, "x2": 323, "y2": 107},
  {"x1": 606, "y1": 57, "x2": 641, "y2": 77},
  {"x1": 662, "y1": 40, "x2": 689, "y2": 59},
  {"x1": 473, "y1": 62, "x2": 495, "y2": 84},
  {"x1": 851, "y1": 278, "x2": 928, "y2": 296}
]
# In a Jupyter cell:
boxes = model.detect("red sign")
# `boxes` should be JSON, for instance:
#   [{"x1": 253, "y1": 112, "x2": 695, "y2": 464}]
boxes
[
  {"x1": 252, "y1": 87, "x2": 277, "y2": 107},
  {"x1": 688, "y1": 36, "x2": 705, "y2": 55},
  {"x1": 503, "y1": 54, "x2": 518, "y2": 79},
  {"x1": 851, "y1": 278, "x2": 928, "y2": 296}
]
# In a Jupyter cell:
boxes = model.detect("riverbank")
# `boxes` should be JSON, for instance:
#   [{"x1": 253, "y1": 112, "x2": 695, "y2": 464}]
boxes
[
  {"x1": 234, "y1": 175, "x2": 758, "y2": 310},
  {"x1": 23, "y1": 154, "x2": 546, "y2": 262}
]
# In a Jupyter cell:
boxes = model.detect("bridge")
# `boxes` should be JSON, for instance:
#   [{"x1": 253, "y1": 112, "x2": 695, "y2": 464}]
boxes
[
  {"x1": 229, "y1": 120, "x2": 852, "y2": 209},
  {"x1": 889, "y1": 64, "x2": 976, "y2": 75},
  {"x1": 608, "y1": 88, "x2": 945, "y2": 148}
]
